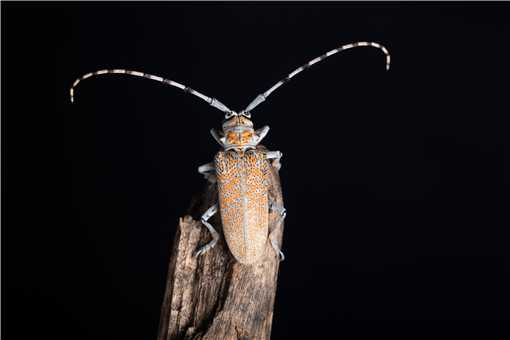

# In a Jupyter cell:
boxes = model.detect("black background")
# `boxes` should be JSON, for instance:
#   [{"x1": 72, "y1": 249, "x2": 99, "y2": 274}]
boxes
[{"x1": 3, "y1": 2, "x2": 510, "y2": 339}]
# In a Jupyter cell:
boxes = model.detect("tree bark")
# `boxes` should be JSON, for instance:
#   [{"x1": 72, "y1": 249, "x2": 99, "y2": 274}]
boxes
[{"x1": 157, "y1": 152, "x2": 285, "y2": 340}]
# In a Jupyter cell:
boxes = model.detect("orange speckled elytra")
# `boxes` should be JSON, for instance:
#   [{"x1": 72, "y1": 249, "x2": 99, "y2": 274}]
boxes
[{"x1": 70, "y1": 42, "x2": 390, "y2": 264}]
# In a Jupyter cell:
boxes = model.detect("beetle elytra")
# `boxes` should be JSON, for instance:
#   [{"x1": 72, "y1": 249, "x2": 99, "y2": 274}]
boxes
[{"x1": 70, "y1": 41, "x2": 390, "y2": 264}]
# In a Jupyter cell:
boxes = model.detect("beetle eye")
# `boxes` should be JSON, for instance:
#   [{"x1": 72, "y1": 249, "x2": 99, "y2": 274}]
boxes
[{"x1": 225, "y1": 111, "x2": 236, "y2": 119}]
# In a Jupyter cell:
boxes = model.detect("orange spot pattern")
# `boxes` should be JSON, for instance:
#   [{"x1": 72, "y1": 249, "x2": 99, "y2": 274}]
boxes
[
  {"x1": 225, "y1": 130, "x2": 254, "y2": 146},
  {"x1": 215, "y1": 149, "x2": 270, "y2": 264}
]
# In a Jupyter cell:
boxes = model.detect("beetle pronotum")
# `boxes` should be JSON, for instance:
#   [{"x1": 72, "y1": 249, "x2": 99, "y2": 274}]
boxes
[{"x1": 70, "y1": 41, "x2": 391, "y2": 264}]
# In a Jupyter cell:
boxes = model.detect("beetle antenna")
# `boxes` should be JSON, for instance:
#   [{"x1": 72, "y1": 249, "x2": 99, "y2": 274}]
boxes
[
  {"x1": 70, "y1": 69, "x2": 234, "y2": 115},
  {"x1": 242, "y1": 41, "x2": 391, "y2": 114}
]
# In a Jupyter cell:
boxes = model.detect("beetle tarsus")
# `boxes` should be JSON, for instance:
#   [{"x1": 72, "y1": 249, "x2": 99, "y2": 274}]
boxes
[
  {"x1": 194, "y1": 240, "x2": 218, "y2": 257},
  {"x1": 278, "y1": 250, "x2": 285, "y2": 262},
  {"x1": 269, "y1": 200, "x2": 287, "y2": 261},
  {"x1": 195, "y1": 203, "x2": 219, "y2": 257}
]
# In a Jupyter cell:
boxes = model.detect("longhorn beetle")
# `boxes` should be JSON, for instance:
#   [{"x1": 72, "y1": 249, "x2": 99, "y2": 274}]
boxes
[{"x1": 70, "y1": 41, "x2": 391, "y2": 264}]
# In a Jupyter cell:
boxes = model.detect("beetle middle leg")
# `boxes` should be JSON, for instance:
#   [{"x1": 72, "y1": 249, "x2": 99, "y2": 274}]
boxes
[
  {"x1": 194, "y1": 203, "x2": 220, "y2": 257},
  {"x1": 266, "y1": 150, "x2": 283, "y2": 171},
  {"x1": 269, "y1": 197, "x2": 286, "y2": 261},
  {"x1": 198, "y1": 162, "x2": 216, "y2": 183}
]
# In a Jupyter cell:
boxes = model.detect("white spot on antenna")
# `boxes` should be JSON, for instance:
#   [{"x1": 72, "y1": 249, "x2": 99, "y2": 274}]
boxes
[
  {"x1": 308, "y1": 57, "x2": 321, "y2": 66},
  {"x1": 326, "y1": 50, "x2": 337, "y2": 57},
  {"x1": 289, "y1": 67, "x2": 303, "y2": 78}
]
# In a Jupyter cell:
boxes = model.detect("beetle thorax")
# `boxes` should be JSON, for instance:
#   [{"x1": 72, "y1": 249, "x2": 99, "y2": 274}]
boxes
[{"x1": 221, "y1": 115, "x2": 257, "y2": 152}]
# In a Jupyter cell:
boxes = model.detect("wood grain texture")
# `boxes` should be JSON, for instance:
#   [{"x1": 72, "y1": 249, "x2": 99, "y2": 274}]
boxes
[{"x1": 157, "y1": 150, "x2": 285, "y2": 340}]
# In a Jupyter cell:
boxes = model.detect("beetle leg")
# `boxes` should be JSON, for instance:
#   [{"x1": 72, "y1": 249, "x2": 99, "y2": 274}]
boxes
[
  {"x1": 255, "y1": 125, "x2": 270, "y2": 145},
  {"x1": 198, "y1": 162, "x2": 216, "y2": 183},
  {"x1": 194, "y1": 203, "x2": 220, "y2": 257},
  {"x1": 265, "y1": 150, "x2": 283, "y2": 171},
  {"x1": 269, "y1": 198, "x2": 286, "y2": 261}
]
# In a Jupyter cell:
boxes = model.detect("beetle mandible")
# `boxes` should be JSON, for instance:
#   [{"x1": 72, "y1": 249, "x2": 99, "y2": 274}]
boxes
[{"x1": 70, "y1": 41, "x2": 391, "y2": 264}]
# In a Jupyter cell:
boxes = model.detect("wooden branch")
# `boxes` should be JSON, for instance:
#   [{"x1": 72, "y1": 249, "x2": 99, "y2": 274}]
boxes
[{"x1": 157, "y1": 153, "x2": 285, "y2": 340}]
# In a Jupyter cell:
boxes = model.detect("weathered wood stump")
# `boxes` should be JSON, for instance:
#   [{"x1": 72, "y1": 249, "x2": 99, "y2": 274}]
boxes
[{"x1": 157, "y1": 152, "x2": 285, "y2": 340}]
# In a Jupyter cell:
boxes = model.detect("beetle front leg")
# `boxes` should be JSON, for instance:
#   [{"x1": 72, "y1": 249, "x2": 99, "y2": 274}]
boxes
[
  {"x1": 266, "y1": 150, "x2": 283, "y2": 171},
  {"x1": 269, "y1": 198, "x2": 286, "y2": 261},
  {"x1": 198, "y1": 162, "x2": 216, "y2": 183},
  {"x1": 255, "y1": 125, "x2": 270, "y2": 144},
  {"x1": 194, "y1": 203, "x2": 220, "y2": 257}
]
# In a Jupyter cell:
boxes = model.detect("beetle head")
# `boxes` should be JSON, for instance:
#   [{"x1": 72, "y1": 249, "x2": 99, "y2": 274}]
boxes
[{"x1": 221, "y1": 113, "x2": 257, "y2": 151}]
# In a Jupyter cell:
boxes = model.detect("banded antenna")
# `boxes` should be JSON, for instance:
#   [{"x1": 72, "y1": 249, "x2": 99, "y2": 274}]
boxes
[
  {"x1": 69, "y1": 69, "x2": 234, "y2": 115},
  {"x1": 242, "y1": 41, "x2": 391, "y2": 114}
]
